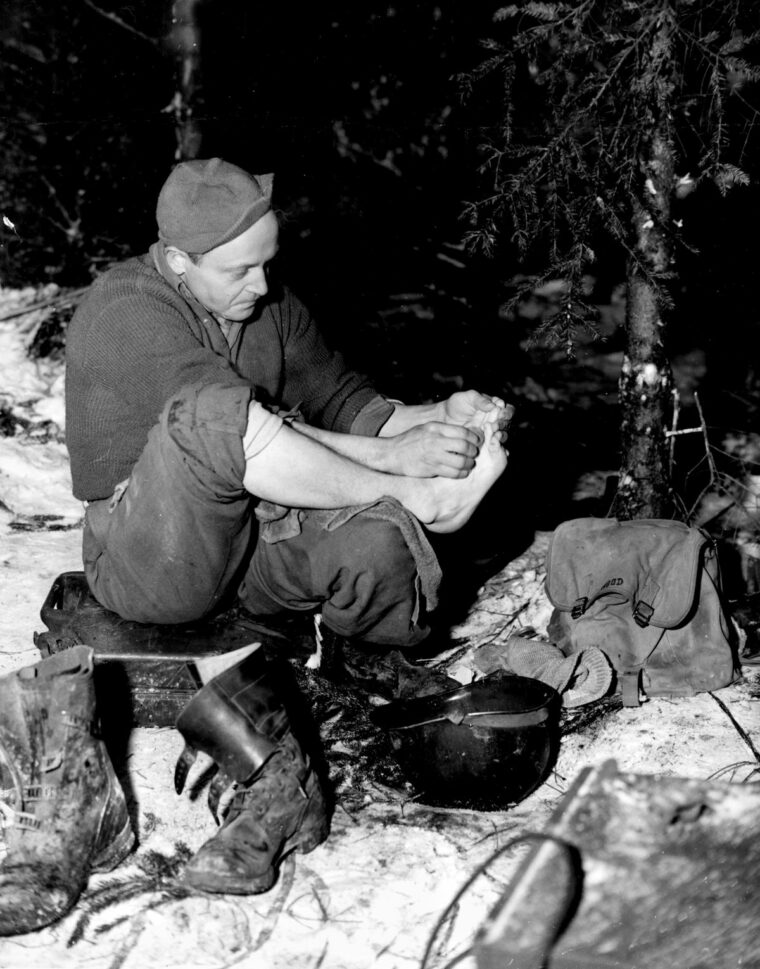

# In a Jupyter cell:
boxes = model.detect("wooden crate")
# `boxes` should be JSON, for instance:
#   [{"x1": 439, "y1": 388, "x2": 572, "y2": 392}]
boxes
[{"x1": 33, "y1": 572, "x2": 315, "y2": 726}]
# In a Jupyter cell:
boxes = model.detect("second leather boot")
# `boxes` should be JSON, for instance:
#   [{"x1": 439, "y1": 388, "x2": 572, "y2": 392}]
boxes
[
  {"x1": 0, "y1": 646, "x2": 135, "y2": 935},
  {"x1": 174, "y1": 649, "x2": 329, "y2": 894}
]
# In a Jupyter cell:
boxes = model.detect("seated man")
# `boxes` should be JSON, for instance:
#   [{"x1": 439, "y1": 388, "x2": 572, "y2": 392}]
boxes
[{"x1": 65, "y1": 158, "x2": 509, "y2": 894}]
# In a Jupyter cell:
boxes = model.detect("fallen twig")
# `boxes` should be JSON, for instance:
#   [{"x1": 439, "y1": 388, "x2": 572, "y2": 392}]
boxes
[
  {"x1": 82, "y1": 0, "x2": 159, "y2": 47},
  {"x1": 694, "y1": 392, "x2": 718, "y2": 480},
  {"x1": 708, "y1": 691, "x2": 760, "y2": 764},
  {"x1": 0, "y1": 287, "x2": 88, "y2": 325},
  {"x1": 664, "y1": 427, "x2": 703, "y2": 437}
]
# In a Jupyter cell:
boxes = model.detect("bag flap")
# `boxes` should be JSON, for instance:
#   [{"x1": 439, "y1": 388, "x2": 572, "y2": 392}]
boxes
[{"x1": 545, "y1": 518, "x2": 708, "y2": 629}]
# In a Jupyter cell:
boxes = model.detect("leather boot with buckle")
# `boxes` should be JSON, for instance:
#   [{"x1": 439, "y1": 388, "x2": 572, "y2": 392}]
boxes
[
  {"x1": 174, "y1": 649, "x2": 329, "y2": 894},
  {"x1": 0, "y1": 646, "x2": 135, "y2": 935}
]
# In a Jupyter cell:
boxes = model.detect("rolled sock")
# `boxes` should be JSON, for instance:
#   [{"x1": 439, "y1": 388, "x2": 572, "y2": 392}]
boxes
[
  {"x1": 504, "y1": 637, "x2": 612, "y2": 707},
  {"x1": 505, "y1": 637, "x2": 581, "y2": 693},
  {"x1": 242, "y1": 400, "x2": 284, "y2": 460}
]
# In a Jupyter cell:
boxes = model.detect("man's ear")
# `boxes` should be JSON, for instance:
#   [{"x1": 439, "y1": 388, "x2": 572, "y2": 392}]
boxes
[{"x1": 165, "y1": 246, "x2": 190, "y2": 276}]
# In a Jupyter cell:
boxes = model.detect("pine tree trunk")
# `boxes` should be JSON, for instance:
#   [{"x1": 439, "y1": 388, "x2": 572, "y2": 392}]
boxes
[
  {"x1": 166, "y1": 0, "x2": 204, "y2": 161},
  {"x1": 612, "y1": 244, "x2": 676, "y2": 520},
  {"x1": 610, "y1": 18, "x2": 678, "y2": 522}
]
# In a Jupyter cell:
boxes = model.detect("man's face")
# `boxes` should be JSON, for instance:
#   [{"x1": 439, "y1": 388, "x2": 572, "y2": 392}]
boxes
[{"x1": 168, "y1": 211, "x2": 280, "y2": 322}]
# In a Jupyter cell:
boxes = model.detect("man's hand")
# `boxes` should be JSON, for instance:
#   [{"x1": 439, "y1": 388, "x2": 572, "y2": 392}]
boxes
[
  {"x1": 371, "y1": 389, "x2": 514, "y2": 477},
  {"x1": 442, "y1": 390, "x2": 514, "y2": 445},
  {"x1": 384, "y1": 422, "x2": 485, "y2": 478}
]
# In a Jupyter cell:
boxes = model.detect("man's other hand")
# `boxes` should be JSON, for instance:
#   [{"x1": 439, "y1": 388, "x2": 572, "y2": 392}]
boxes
[
  {"x1": 442, "y1": 390, "x2": 514, "y2": 445},
  {"x1": 386, "y1": 422, "x2": 485, "y2": 478}
]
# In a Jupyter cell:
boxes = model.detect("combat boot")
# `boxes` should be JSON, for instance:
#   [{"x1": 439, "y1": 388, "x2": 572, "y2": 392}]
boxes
[
  {"x1": 174, "y1": 649, "x2": 329, "y2": 894},
  {"x1": 0, "y1": 646, "x2": 135, "y2": 935}
]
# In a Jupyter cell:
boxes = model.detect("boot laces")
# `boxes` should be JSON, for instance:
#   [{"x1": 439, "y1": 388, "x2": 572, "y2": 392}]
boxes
[
  {"x1": 226, "y1": 746, "x2": 310, "y2": 822},
  {"x1": 0, "y1": 712, "x2": 95, "y2": 844},
  {"x1": 0, "y1": 746, "x2": 43, "y2": 844},
  {"x1": 0, "y1": 796, "x2": 42, "y2": 860}
]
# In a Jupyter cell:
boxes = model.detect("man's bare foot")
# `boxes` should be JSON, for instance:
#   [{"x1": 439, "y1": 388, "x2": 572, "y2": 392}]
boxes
[
  {"x1": 411, "y1": 423, "x2": 507, "y2": 534},
  {"x1": 467, "y1": 400, "x2": 514, "y2": 446}
]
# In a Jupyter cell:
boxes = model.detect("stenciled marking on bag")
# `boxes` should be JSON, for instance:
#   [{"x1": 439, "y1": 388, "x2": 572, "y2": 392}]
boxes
[{"x1": 601, "y1": 577, "x2": 624, "y2": 590}]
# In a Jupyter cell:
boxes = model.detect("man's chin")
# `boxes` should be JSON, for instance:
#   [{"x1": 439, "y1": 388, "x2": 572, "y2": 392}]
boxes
[{"x1": 227, "y1": 303, "x2": 259, "y2": 321}]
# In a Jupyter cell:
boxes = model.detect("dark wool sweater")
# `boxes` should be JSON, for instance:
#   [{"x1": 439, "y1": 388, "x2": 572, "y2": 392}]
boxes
[{"x1": 65, "y1": 250, "x2": 392, "y2": 501}]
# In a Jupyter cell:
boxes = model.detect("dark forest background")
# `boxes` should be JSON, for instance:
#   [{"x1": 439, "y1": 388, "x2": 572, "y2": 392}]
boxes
[{"x1": 2, "y1": 0, "x2": 760, "y2": 587}]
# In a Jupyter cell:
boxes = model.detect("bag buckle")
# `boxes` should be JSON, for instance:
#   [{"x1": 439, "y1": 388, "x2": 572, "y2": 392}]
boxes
[
  {"x1": 571, "y1": 597, "x2": 588, "y2": 620},
  {"x1": 633, "y1": 600, "x2": 654, "y2": 628}
]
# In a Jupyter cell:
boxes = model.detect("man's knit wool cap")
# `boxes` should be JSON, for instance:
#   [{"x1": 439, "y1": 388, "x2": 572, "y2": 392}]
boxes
[{"x1": 156, "y1": 158, "x2": 274, "y2": 254}]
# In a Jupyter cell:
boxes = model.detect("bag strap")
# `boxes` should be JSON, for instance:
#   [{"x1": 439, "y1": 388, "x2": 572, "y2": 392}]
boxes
[
  {"x1": 632, "y1": 576, "x2": 660, "y2": 628},
  {"x1": 571, "y1": 596, "x2": 588, "y2": 619},
  {"x1": 620, "y1": 669, "x2": 642, "y2": 707}
]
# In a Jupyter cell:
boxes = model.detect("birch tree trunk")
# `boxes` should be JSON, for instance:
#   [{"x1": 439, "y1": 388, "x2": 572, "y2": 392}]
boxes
[{"x1": 610, "y1": 16, "x2": 678, "y2": 521}]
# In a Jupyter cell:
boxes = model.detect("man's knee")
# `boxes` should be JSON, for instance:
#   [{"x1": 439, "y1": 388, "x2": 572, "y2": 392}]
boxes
[
  {"x1": 159, "y1": 380, "x2": 252, "y2": 487},
  {"x1": 244, "y1": 511, "x2": 432, "y2": 645},
  {"x1": 336, "y1": 517, "x2": 416, "y2": 579},
  {"x1": 85, "y1": 382, "x2": 258, "y2": 623}
]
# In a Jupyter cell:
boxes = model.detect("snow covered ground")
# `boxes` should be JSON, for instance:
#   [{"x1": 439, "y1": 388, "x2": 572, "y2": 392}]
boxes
[{"x1": 0, "y1": 290, "x2": 759, "y2": 969}]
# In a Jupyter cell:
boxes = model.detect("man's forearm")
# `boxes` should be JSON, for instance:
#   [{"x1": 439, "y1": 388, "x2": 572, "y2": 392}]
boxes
[
  {"x1": 287, "y1": 416, "x2": 480, "y2": 480},
  {"x1": 288, "y1": 421, "x2": 395, "y2": 473},
  {"x1": 243, "y1": 423, "x2": 423, "y2": 510},
  {"x1": 377, "y1": 401, "x2": 445, "y2": 437}
]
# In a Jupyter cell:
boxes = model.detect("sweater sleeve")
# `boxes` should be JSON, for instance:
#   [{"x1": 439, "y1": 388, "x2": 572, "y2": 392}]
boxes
[
  {"x1": 272, "y1": 288, "x2": 385, "y2": 434},
  {"x1": 349, "y1": 394, "x2": 396, "y2": 436}
]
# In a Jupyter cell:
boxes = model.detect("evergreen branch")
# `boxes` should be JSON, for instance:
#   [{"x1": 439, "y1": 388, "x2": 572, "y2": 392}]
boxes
[
  {"x1": 487, "y1": 32, "x2": 643, "y2": 208},
  {"x1": 490, "y1": 0, "x2": 596, "y2": 63},
  {"x1": 677, "y1": 20, "x2": 760, "y2": 169},
  {"x1": 713, "y1": 161, "x2": 751, "y2": 192}
]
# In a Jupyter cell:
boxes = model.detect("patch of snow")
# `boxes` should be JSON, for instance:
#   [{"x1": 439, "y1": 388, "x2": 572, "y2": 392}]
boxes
[{"x1": 0, "y1": 436, "x2": 82, "y2": 523}]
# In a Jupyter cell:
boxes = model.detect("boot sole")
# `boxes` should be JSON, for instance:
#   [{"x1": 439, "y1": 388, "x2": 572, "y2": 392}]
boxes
[
  {"x1": 184, "y1": 865, "x2": 276, "y2": 895},
  {"x1": 182, "y1": 824, "x2": 326, "y2": 895}
]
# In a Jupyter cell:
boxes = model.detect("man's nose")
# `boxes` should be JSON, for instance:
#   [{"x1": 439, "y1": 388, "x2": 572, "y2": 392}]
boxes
[{"x1": 245, "y1": 269, "x2": 268, "y2": 297}]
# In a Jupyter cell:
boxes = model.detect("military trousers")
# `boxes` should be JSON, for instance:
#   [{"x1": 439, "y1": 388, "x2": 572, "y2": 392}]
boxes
[{"x1": 82, "y1": 381, "x2": 438, "y2": 647}]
